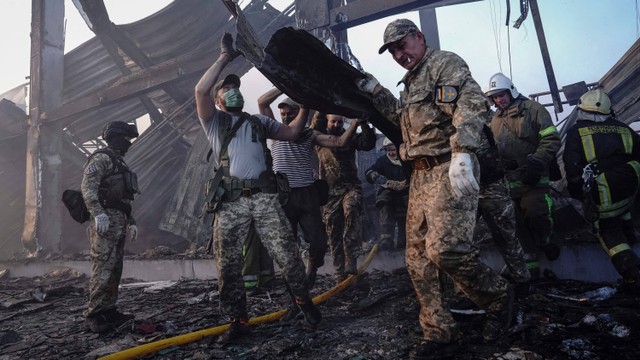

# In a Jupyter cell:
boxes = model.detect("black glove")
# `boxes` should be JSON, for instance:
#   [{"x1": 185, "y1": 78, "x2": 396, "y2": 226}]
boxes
[
  {"x1": 220, "y1": 32, "x2": 242, "y2": 60},
  {"x1": 522, "y1": 157, "x2": 545, "y2": 185}
]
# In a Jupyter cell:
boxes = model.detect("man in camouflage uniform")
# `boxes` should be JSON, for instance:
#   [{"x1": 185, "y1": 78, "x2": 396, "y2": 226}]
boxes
[
  {"x1": 484, "y1": 73, "x2": 562, "y2": 276},
  {"x1": 82, "y1": 121, "x2": 139, "y2": 333},
  {"x1": 356, "y1": 19, "x2": 511, "y2": 357},
  {"x1": 316, "y1": 114, "x2": 376, "y2": 283},
  {"x1": 476, "y1": 126, "x2": 531, "y2": 288},
  {"x1": 195, "y1": 33, "x2": 321, "y2": 343}
]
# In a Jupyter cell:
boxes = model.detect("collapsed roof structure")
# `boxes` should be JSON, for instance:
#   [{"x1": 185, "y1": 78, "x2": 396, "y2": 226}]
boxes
[{"x1": 0, "y1": 0, "x2": 638, "y2": 260}]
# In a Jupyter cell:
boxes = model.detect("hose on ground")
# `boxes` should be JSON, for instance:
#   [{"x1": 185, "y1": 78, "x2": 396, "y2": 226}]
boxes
[{"x1": 99, "y1": 244, "x2": 380, "y2": 360}]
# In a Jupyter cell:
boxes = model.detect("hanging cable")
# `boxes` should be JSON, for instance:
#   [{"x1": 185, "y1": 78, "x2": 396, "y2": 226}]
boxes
[
  {"x1": 505, "y1": 0, "x2": 513, "y2": 79},
  {"x1": 489, "y1": 0, "x2": 502, "y2": 73}
]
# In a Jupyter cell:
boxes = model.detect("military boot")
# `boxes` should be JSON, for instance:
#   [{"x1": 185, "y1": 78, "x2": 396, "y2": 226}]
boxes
[
  {"x1": 85, "y1": 312, "x2": 113, "y2": 334},
  {"x1": 295, "y1": 297, "x2": 322, "y2": 326},
  {"x1": 216, "y1": 318, "x2": 250, "y2": 344},
  {"x1": 482, "y1": 285, "x2": 515, "y2": 342}
]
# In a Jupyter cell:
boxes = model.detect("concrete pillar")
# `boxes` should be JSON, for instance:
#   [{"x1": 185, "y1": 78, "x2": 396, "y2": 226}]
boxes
[{"x1": 22, "y1": 0, "x2": 65, "y2": 255}]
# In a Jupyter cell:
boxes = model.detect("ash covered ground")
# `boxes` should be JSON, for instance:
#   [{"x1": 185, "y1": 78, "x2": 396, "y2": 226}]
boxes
[{"x1": 1, "y1": 260, "x2": 640, "y2": 360}]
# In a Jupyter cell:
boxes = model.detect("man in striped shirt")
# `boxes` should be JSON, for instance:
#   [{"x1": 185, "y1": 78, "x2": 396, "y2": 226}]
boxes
[{"x1": 256, "y1": 87, "x2": 364, "y2": 288}]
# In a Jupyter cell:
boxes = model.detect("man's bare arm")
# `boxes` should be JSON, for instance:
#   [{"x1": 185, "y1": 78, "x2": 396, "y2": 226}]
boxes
[
  {"x1": 194, "y1": 54, "x2": 231, "y2": 120},
  {"x1": 272, "y1": 107, "x2": 309, "y2": 141},
  {"x1": 194, "y1": 33, "x2": 240, "y2": 120},
  {"x1": 313, "y1": 119, "x2": 363, "y2": 148},
  {"x1": 257, "y1": 87, "x2": 282, "y2": 118}
]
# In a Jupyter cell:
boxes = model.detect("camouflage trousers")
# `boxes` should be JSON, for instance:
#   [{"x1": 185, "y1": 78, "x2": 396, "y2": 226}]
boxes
[
  {"x1": 378, "y1": 197, "x2": 408, "y2": 250},
  {"x1": 479, "y1": 178, "x2": 531, "y2": 283},
  {"x1": 85, "y1": 208, "x2": 128, "y2": 318},
  {"x1": 406, "y1": 160, "x2": 508, "y2": 343},
  {"x1": 212, "y1": 192, "x2": 309, "y2": 320},
  {"x1": 323, "y1": 188, "x2": 363, "y2": 277},
  {"x1": 242, "y1": 225, "x2": 275, "y2": 287},
  {"x1": 511, "y1": 185, "x2": 554, "y2": 263}
]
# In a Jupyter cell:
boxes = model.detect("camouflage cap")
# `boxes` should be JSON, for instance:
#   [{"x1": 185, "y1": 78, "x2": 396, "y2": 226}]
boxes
[
  {"x1": 277, "y1": 97, "x2": 300, "y2": 109},
  {"x1": 211, "y1": 74, "x2": 241, "y2": 97},
  {"x1": 378, "y1": 18, "x2": 419, "y2": 54}
]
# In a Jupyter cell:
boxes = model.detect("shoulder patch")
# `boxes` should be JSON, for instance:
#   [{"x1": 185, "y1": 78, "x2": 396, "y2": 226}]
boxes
[
  {"x1": 435, "y1": 85, "x2": 459, "y2": 103},
  {"x1": 85, "y1": 164, "x2": 98, "y2": 175}
]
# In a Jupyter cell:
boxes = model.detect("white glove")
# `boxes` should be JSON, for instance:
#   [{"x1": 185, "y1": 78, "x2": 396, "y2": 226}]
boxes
[
  {"x1": 356, "y1": 72, "x2": 380, "y2": 94},
  {"x1": 128, "y1": 224, "x2": 138, "y2": 242},
  {"x1": 448, "y1": 153, "x2": 479, "y2": 198},
  {"x1": 94, "y1": 213, "x2": 109, "y2": 234}
]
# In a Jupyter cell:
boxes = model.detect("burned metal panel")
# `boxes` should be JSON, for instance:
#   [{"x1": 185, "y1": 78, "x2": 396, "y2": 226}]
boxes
[
  {"x1": 599, "y1": 37, "x2": 640, "y2": 126},
  {"x1": 295, "y1": 0, "x2": 330, "y2": 31},
  {"x1": 158, "y1": 130, "x2": 214, "y2": 244}
]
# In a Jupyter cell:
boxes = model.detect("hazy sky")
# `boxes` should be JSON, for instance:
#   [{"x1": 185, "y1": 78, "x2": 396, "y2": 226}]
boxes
[{"x1": 1, "y1": 0, "x2": 638, "y2": 120}]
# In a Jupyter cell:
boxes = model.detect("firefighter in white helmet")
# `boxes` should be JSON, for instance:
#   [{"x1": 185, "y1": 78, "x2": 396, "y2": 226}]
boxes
[
  {"x1": 484, "y1": 72, "x2": 562, "y2": 277},
  {"x1": 563, "y1": 87, "x2": 640, "y2": 292}
]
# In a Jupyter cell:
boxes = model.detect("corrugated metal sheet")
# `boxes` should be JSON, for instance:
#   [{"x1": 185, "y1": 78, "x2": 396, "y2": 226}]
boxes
[{"x1": 600, "y1": 37, "x2": 640, "y2": 126}]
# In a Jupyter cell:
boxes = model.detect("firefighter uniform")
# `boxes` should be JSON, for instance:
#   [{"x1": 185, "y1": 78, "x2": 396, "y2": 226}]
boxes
[
  {"x1": 563, "y1": 88, "x2": 640, "y2": 286},
  {"x1": 487, "y1": 78, "x2": 561, "y2": 273}
]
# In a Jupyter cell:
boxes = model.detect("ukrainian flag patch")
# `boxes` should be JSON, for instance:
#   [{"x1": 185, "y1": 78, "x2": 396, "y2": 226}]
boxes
[{"x1": 435, "y1": 85, "x2": 459, "y2": 103}]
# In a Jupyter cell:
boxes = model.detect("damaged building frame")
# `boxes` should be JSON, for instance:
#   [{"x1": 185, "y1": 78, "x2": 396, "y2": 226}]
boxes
[{"x1": 0, "y1": 0, "x2": 639, "y2": 271}]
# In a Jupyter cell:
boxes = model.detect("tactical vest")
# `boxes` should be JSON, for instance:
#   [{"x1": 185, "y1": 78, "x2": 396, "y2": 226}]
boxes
[
  {"x1": 88, "y1": 148, "x2": 140, "y2": 216},
  {"x1": 204, "y1": 112, "x2": 287, "y2": 210}
]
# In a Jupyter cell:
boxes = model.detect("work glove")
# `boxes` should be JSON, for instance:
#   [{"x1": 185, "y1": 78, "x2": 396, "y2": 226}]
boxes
[
  {"x1": 374, "y1": 174, "x2": 388, "y2": 186},
  {"x1": 128, "y1": 224, "x2": 138, "y2": 242},
  {"x1": 522, "y1": 156, "x2": 545, "y2": 185},
  {"x1": 94, "y1": 213, "x2": 109, "y2": 234},
  {"x1": 385, "y1": 180, "x2": 407, "y2": 191},
  {"x1": 220, "y1": 32, "x2": 242, "y2": 60},
  {"x1": 355, "y1": 72, "x2": 380, "y2": 94},
  {"x1": 448, "y1": 153, "x2": 479, "y2": 198}
]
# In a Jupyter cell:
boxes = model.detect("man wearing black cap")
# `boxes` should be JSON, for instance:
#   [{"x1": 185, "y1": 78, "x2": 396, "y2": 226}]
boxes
[
  {"x1": 356, "y1": 19, "x2": 512, "y2": 356},
  {"x1": 194, "y1": 33, "x2": 321, "y2": 343},
  {"x1": 82, "y1": 121, "x2": 139, "y2": 333}
]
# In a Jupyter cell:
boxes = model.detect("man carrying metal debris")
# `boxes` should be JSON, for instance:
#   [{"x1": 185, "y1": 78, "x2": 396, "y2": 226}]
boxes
[
  {"x1": 316, "y1": 114, "x2": 376, "y2": 284},
  {"x1": 356, "y1": 19, "x2": 512, "y2": 357},
  {"x1": 257, "y1": 88, "x2": 364, "y2": 288},
  {"x1": 563, "y1": 88, "x2": 640, "y2": 293},
  {"x1": 81, "y1": 121, "x2": 139, "y2": 333},
  {"x1": 194, "y1": 33, "x2": 321, "y2": 343},
  {"x1": 484, "y1": 73, "x2": 562, "y2": 277}
]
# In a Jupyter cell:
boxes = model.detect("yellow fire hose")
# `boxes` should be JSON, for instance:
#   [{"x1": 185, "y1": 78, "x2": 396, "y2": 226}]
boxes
[{"x1": 99, "y1": 244, "x2": 379, "y2": 360}]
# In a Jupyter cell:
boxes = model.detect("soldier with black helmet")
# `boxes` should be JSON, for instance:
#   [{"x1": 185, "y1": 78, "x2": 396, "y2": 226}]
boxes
[{"x1": 82, "y1": 120, "x2": 139, "y2": 333}]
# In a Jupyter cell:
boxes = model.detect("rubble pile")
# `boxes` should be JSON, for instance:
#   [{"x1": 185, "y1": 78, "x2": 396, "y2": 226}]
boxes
[{"x1": 1, "y1": 266, "x2": 639, "y2": 359}]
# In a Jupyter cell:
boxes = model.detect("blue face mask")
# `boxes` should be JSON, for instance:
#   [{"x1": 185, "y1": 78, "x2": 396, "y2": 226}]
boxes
[{"x1": 224, "y1": 88, "x2": 244, "y2": 109}]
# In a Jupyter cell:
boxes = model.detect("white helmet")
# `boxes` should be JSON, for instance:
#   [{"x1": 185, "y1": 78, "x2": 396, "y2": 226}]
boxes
[
  {"x1": 577, "y1": 88, "x2": 611, "y2": 115},
  {"x1": 485, "y1": 72, "x2": 519, "y2": 98}
]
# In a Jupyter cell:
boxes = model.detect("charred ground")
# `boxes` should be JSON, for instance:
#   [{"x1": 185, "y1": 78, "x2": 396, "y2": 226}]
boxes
[{"x1": 1, "y1": 262, "x2": 639, "y2": 360}]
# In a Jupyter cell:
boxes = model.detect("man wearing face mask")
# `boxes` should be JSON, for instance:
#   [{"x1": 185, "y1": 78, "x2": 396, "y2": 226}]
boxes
[
  {"x1": 365, "y1": 138, "x2": 408, "y2": 251},
  {"x1": 256, "y1": 88, "x2": 364, "y2": 289},
  {"x1": 81, "y1": 121, "x2": 140, "y2": 333},
  {"x1": 355, "y1": 19, "x2": 512, "y2": 357},
  {"x1": 195, "y1": 33, "x2": 322, "y2": 343},
  {"x1": 316, "y1": 114, "x2": 376, "y2": 284}
]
